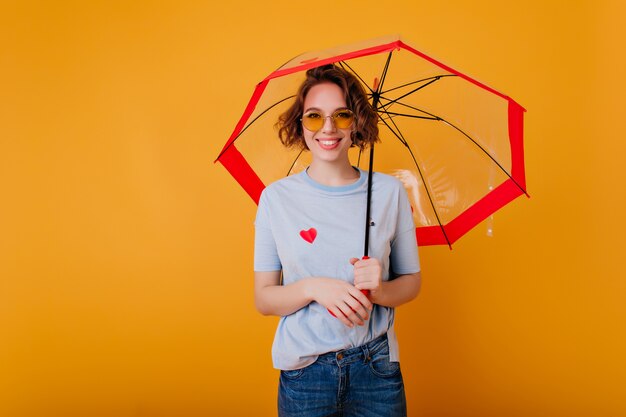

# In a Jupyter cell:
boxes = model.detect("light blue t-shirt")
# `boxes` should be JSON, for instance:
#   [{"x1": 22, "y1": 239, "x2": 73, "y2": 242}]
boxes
[{"x1": 254, "y1": 167, "x2": 420, "y2": 370}]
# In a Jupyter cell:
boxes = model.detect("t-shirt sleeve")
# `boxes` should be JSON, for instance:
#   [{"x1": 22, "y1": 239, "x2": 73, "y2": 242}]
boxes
[
  {"x1": 254, "y1": 190, "x2": 282, "y2": 272},
  {"x1": 389, "y1": 184, "x2": 420, "y2": 275}
]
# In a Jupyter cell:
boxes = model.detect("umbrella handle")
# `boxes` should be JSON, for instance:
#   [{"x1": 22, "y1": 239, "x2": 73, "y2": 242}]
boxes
[
  {"x1": 328, "y1": 256, "x2": 371, "y2": 318},
  {"x1": 359, "y1": 256, "x2": 371, "y2": 297}
]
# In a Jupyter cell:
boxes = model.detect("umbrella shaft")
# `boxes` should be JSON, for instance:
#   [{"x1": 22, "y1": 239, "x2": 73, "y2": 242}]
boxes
[{"x1": 364, "y1": 144, "x2": 374, "y2": 257}]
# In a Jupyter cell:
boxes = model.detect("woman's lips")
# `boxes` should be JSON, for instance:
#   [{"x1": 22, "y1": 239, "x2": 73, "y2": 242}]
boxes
[{"x1": 316, "y1": 138, "x2": 341, "y2": 150}]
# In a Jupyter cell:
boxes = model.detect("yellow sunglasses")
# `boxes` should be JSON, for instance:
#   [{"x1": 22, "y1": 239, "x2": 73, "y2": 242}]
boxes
[{"x1": 300, "y1": 109, "x2": 355, "y2": 131}]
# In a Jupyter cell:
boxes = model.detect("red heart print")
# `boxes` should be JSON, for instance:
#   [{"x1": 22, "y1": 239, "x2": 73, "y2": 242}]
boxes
[{"x1": 300, "y1": 228, "x2": 317, "y2": 243}]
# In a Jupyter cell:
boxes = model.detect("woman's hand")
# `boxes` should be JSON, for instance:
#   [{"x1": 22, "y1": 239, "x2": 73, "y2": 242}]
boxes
[
  {"x1": 306, "y1": 277, "x2": 372, "y2": 328},
  {"x1": 351, "y1": 257, "x2": 383, "y2": 299}
]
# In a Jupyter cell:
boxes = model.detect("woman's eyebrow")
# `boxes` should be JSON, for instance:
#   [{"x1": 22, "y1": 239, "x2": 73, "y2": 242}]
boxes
[{"x1": 303, "y1": 106, "x2": 349, "y2": 113}]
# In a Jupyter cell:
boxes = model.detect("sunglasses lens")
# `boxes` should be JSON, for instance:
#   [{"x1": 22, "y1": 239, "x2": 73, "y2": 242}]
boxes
[
  {"x1": 302, "y1": 112, "x2": 323, "y2": 131},
  {"x1": 333, "y1": 110, "x2": 354, "y2": 129}
]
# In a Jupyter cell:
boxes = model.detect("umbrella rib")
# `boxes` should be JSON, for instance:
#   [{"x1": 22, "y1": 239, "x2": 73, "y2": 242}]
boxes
[
  {"x1": 286, "y1": 149, "x2": 305, "y2": 176},
  {"x1": 376, "y1": 95, "x2": 437, "y2": 120},
  {"x1": 441, "y1": 118, "x2": 528, "y2": 195},
  {"x1": 376, "y1": 109, "x2": 452, "y2": 248},
  {"x1": 379, "y1": 111, "x2": 439, "y2": 121},
  {"x1": 215, "y1": 94, "x2": 295, "y2": 161},
  {"x1": 341, "y1": 50, "x2": 393, "y2": 96},
  {"x1": 338, "y1": 61, "x2": 375, "y2": 95},
  {"x1": 381, "y1": 74, "x2": 456, "y2": 95},
  {"x1": 378, "y1": 77, "x2": 441, "y2": 108},
  {"x1": 375, "y1": 114, "x2": 409, "y2": 148},
  {"x1": 379, "y1": 98, "x2": 527, "y2": 195},
  {"x1": 377, "y1": 51, "x2": 393, "y2": 93},
  {"x1": 340, "y1": 50, "x2": 392, "y2": 100}
]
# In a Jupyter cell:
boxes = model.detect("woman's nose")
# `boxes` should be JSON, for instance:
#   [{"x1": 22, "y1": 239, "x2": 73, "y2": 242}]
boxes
[{"x1": 321, "y1": 115, "x2": 337, "y2": 133}]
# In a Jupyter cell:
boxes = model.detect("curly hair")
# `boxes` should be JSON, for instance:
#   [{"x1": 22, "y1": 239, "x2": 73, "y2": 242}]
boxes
[{"x1": 276, "y1": 64, "x2": 379, "y2": 151}]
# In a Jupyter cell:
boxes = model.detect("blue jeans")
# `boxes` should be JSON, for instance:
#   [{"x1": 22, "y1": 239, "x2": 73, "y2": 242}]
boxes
[{"x1": 278, "y1": 333, "x2": 407, "y2": 417}]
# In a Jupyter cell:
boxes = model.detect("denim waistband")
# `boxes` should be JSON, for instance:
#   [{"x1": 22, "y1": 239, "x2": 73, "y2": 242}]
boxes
[{"x1": 315, "y1": 333, "x2": 388, "y2": 367}]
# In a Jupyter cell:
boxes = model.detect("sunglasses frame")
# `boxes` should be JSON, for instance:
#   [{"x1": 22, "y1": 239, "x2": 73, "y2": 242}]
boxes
[{"x1": 300, "y1": 108, "x2": 355, "y2": 132}]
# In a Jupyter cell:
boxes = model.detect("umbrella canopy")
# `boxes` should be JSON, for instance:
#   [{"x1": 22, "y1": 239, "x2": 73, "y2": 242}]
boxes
[{"x1": 216, "y1": 35, "x2": 528, "y2": 247}]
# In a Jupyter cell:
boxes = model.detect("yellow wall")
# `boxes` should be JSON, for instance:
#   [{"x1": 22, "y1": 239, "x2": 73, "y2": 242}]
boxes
[{"x1": 1, "y1": 1, "x2": 624, "y2": 416}]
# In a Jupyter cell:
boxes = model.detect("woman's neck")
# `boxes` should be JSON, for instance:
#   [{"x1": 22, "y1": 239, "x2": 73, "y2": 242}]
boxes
[{"x1": 306, "y1": 160, "x2": 360, "y2": 187}]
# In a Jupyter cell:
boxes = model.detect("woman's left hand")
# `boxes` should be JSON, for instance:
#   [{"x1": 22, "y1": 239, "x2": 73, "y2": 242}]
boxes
[{"x1": 351, "y1": 257, "x2": 383, "y2": 298}]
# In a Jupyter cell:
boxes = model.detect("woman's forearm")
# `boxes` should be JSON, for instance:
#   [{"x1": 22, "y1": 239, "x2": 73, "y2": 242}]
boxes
[
  {"x1": 370, "y1": 272, "x2": 421, "y2": 308},
  {"x1": 255, "y1": 277, "x2": 315, "y2": 317}
]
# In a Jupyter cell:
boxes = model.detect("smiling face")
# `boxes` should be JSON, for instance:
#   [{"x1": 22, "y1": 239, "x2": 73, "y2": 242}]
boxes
[{"x1": 302, "y1": 82, "x2": 354, "y2": 165}]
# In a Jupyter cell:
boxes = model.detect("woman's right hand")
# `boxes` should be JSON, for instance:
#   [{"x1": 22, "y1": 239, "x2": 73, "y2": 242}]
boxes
[{"x1": 305, "y1": 278, "x2": 373, "y2": 328}]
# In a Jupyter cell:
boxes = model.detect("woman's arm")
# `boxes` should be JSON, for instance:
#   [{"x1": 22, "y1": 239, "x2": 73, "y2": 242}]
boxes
[
  {"x1": 254, "y1": 271, "x2": 310, "y2": 317},
  {"x1": 369, "y1": 271, "x2": 421, "y2": 307},
  {"x1": 254, "y1": 271, "x2": 373, "y2": 327}
]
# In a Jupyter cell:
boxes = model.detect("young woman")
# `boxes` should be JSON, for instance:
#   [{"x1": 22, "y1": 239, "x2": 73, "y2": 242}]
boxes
[{"x1": 254, "y1": 64, "x2": 421, "y2": 417}]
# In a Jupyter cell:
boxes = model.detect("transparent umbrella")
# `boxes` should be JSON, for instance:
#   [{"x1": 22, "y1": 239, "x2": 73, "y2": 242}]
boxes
[{"x1": 216, "y1": 35, "x2": 528, "y2": 249}]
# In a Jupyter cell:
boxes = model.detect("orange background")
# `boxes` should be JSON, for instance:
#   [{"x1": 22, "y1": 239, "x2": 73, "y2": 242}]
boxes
[{"x1": 1, "y1": 1, "x2": 625, "y2": 416}]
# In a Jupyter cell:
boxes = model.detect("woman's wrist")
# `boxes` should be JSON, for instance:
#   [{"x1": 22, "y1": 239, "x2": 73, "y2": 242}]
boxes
[
  {"x1": 299, "y1": 277, "x2": 317, "y2": 303},
  {"x1": 368, "y1": 283, "x2": 384, "y2": 305}
]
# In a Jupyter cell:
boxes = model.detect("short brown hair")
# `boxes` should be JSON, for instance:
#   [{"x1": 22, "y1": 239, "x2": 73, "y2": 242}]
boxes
[{"x1": 276, "y1": 64, "x2": 379, "y2": 150}]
